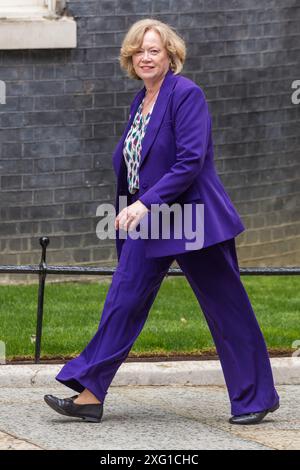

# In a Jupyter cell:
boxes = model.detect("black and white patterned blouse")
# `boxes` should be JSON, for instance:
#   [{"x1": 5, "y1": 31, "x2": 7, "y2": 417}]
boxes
[{"x1": 123, "y1": 96, "x2": 155, "y2": 194}]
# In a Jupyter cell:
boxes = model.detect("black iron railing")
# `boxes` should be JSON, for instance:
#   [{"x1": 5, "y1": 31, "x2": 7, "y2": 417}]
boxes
[{"x1": 1, "y1": 236, "x2": 299, "y2": 363}]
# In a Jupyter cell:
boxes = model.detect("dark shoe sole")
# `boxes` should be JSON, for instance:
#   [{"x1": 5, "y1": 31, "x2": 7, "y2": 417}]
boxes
[
  {"x1": 229, "y1": 401, "x2": 280, "y2": 425},
  {"x1": 44, "y1": 395, "x2": 102, "y2": 423}
]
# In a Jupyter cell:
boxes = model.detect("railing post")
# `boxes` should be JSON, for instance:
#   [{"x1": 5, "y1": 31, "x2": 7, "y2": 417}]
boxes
[{"x1": 35, "y1": 236, "x2": 49, "y2": 364}]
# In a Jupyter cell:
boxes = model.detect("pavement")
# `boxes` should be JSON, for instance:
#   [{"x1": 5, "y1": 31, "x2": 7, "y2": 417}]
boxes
[{"x1": 0, "y1": 357, "x2": 299, "y2": 450}]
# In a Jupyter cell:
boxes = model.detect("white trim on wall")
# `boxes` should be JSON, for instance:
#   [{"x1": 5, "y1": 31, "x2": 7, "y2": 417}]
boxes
[
  {"x1": 0, "y1": 0, "x2": 52, "y2": 18},
  {"x1": 0, "y1": 0, "x2": 76, "y2": 49}
]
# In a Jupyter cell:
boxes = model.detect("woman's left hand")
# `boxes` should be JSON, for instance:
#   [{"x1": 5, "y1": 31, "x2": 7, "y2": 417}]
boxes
[{"x1": 115, "y1": 200, "x2": 149, "y2": 232}]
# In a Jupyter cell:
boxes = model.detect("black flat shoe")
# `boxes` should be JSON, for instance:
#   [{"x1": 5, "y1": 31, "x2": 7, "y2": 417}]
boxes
[
  {"x1": 44, "y1": 394, "x2": 103, "y2": 423},
  {"x1": 229, "y1": 401, "x2": 280, "y2": 425}
]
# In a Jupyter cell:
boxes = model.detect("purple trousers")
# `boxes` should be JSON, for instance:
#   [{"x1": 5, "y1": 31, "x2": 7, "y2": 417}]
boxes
[{"x1": 56, "y1": 192, "x2": 280, "y2": 416}]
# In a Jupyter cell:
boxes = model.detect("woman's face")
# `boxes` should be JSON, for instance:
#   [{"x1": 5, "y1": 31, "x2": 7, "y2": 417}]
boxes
[{"x1": 132, "y1": 29, "x2": 170, "y2": 83}]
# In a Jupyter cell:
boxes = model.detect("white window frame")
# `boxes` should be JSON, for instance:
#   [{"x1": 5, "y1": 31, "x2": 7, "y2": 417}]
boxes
[
  {"x1": 0, "y1": 0, "x2": 76, "y2": 49},
  {"x1": 0, "y1": 0, "x2": 64, "y2": 19}
]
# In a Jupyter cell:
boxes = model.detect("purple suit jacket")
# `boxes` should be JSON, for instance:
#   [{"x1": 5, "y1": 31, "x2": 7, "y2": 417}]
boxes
[{"x1": 112, "y1": 69, "x2": 245, "y2": 260}]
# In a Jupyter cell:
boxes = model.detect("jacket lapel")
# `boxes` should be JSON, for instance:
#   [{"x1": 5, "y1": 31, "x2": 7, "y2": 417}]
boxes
[
  {"x1": 139, "y1": 69, "x2": 177, "y2": 168},
  {"x1": 113, "y1": 69, "x2": 178, "y2": 176}
]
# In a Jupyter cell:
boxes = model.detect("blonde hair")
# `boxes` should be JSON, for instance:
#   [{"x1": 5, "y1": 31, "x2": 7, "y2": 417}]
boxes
[{"x1": 119, "y1": 18, "x2": 186, "y2": 80}]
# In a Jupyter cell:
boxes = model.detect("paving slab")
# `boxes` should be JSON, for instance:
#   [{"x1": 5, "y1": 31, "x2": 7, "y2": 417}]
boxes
[{"x1": 0, "y1": 384, "x2": 297, "y2": 450}]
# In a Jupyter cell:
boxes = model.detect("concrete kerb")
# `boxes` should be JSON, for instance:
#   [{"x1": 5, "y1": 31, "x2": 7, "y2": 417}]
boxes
[{"x1": 0, "y1": 357, "x2": 299, "y2": 389}]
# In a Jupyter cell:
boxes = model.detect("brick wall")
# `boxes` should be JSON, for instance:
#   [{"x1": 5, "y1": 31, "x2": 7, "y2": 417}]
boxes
[{"x1": 0, "y1": 0, "x2": 299, "y2": 283}]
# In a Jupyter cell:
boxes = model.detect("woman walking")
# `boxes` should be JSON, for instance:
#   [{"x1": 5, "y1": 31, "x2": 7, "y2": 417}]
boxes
[{"x1": 44, "y1": 18, "x2": 280, "y2": 425}]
